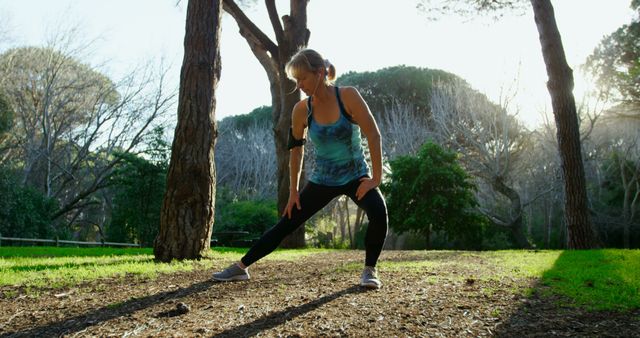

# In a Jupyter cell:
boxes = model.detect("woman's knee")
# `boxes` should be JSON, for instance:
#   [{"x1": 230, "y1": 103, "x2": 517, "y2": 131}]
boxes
[{"x1": 365, "y1": 194, "x2": 388, "y2": 224}]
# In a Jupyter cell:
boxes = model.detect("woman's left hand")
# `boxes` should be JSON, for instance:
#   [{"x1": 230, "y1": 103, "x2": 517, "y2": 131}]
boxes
[{"x1": 356, "y1": 177, "x2": 379, "y2": 200}]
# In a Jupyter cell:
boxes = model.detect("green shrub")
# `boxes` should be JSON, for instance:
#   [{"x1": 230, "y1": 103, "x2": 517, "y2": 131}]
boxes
[
  {"x1": 0, "y1": 167, "x2": 59, "y2": 239},
  {"x1": 214, "y1": 198, "x2": 278, "y2": 236},
  {"x1": 381, "y1": 142, "x2": 487, "y2": 249}
]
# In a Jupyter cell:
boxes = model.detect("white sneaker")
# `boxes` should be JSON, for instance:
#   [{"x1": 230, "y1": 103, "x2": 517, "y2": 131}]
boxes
[
  {"x1": 360, "y1": 266, "x2": 382, "y2": 289},
  {"x1": 212, "y1": 263, "x2": 250, "y2": 282}
]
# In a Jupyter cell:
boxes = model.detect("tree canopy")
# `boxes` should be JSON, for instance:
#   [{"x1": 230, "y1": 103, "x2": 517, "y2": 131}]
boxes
[
  {"x1": 336, "y1": 65, "x2": 463, "y2": 119},
  {"x1": 586, "y1": 1, "x2": 640, "y2": 114},
  {"x1": 219, "y1": 105, "x2": 271, "y2": 131},
  {"x1": 0, "y1": 91, "x2": 12, "y2": 136}
]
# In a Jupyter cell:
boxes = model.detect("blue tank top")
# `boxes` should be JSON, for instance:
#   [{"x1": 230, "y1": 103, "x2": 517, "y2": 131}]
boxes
[{"x1": 306, "y1": 87, "x2": 370, "y2": 186}]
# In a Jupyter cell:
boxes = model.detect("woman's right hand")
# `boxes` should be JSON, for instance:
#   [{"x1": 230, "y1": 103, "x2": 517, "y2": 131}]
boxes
[{"x1": 283, "y1": 190, "x2": 301, "y2": 219}]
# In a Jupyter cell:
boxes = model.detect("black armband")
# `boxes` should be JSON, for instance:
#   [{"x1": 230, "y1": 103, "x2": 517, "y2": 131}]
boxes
[{"x1": 287, "y1": 128, "x2": 306, "y2": 150}]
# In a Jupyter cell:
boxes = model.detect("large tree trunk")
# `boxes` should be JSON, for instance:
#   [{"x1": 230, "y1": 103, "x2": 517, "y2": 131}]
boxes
[
  {"x1": 531, "y1": 0, "x2": 598, "y2": 249},
  {"x1": 223, "y1": 0, "x2": 310, "y2": 248},
  {"x1": 154, "y1": 0, "x2": 222, "y2": 262}
]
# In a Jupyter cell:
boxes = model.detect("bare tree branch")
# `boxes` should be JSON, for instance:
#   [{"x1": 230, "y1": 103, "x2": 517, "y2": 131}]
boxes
[
  {"x1": 265, "y1": 0, "x2": 284, "y2": 45},
  {"x1": 222, "y1": 0, "x2": 279, "y2": 59}
]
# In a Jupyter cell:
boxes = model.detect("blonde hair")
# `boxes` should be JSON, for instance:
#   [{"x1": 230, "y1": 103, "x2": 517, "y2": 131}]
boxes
[{"x1": 285, "y1": 48, "x2": 336, "y2": 85}]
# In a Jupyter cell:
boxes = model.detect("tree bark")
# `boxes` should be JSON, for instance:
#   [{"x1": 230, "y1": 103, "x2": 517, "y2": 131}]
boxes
[
  {"x1": 223, "y1": 0, "x2": 310, "y2": 248},
  {"x1": 531, "y1": 0, "x2": 599, "y2": 249},
  {"x1": 154, "y1": 0, "x2": 222, "y2": 262}
]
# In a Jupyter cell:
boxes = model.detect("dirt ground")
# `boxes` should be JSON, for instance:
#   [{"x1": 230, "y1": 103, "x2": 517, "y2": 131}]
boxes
[{"x1": 1, "y1": 251, "x2": 639, "y2": 337}]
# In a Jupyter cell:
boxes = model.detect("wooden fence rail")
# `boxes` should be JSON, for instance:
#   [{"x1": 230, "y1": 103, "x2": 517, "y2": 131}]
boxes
[{"x1": 0, "y1": 236, "x2": 141, "y2": 248}]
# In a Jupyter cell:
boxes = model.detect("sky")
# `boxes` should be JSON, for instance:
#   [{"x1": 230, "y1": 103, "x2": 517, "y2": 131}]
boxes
[{"x1": 0, "y1": 0, "x2": 636, "y2": 128}]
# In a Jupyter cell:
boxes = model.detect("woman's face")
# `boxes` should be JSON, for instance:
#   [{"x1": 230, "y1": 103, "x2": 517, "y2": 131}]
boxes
[{"x1": 294, "y1": 69, "x2": 322, "y2": 96}]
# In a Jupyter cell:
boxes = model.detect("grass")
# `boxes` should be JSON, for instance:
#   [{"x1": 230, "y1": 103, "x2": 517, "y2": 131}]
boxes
[
  {"x1": 0, "y1": 246, "x2": 335, "y2": 289},
  {"x1": 374, "y1": 249, "x2": 639, "y2": 311},
  {"x1": 0, "y1": 247, "x2": 638, "y2": 311},
  {"x1": 540, "y1": 249, "x2": 640, "y2": 311}
]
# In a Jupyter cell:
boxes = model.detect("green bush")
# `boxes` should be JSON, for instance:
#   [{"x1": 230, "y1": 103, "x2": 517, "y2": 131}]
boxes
[
  {"x1": 0, "y1": 167, "x2": 59, "y2": 239},
  {"x1": 214, "y1": 198, "x2": 278, "y2": 236},
  {"x1": 381, "y1": 142, "x2": 487, "y2": 249}
]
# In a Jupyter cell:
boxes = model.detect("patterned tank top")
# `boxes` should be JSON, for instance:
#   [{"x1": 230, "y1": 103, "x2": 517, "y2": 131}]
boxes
[{"x1": 306, "y1": 87, "x2": 370, "y2": 186}]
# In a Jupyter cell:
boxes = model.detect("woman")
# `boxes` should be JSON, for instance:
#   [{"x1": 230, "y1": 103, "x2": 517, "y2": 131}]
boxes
[{"x1": 212, "y1": 49, "x2": 388, "y2": 289}]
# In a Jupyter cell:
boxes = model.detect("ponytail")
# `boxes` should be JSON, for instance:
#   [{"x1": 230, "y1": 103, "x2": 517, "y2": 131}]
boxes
[{"x1": 325, "y1": 59, "x2": 336, "y2": 83}]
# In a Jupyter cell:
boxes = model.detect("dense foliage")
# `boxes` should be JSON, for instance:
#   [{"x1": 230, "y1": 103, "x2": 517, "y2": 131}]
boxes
[
  {"x1": 0, "y1": 43, "x2": 171, "y2": 244},
  {"x1": 336, "y1": 65, "x2": 462, "y2": 119},
  {"x1": 0, "y1": 167, "x2": 59, "y2": 239},
  {"x1": 0, "y1": 91, "x2": 12, "y2": 136},
  {"x1": 107, "y1": 152, "x2": 167, "y2": 246},
  {"x1": 381, "y1": 142, "x2": 487, "y2": 249},
  {"x1": 214, "y1": 188, "x2": 278, "y2": 239},
  {"x1": 219, "y1": 105, "x2": 272, "y2": 131},
  {"x1": 586, "y1": 2, "x2": 640, "y2": 110}
]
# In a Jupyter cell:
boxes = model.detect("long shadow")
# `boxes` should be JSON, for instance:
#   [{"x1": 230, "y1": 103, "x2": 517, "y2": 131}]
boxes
[
  {"x1": 212, "y1": 285, "x2": 367, "y2": 338},
  {"x1": 1, "y1": 279, "x2": 217, "y2": 338},
  {"x1": 493, "y1": 250, "x2": 640, "y2": 337}
]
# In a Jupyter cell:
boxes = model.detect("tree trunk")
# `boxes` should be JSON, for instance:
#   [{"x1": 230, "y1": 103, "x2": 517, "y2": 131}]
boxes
[
  {"x1": 154, "y1": 0, "x2": 222, "y2": 262},
  {"x1": 425, "y1": 225, "x2": 431, "y2": 250},
  {"x1": 492, "y1": 176, "x2": 530, "y2": 248},
  {"x1": 531, "y1": 0, "x2": 598, "y2": 249},
  {"x1": 619, "y1": 158, "x2": 640, "y2": 249},
  {"x1": 223, "y1": 0, "x2": 310, "y2": 248},
  {"x1": 277, "y1": 71, "x2": 306, "y2": 247},
  {"x1": 544, "y1": 197, "x2": 552, "y2": 248}
]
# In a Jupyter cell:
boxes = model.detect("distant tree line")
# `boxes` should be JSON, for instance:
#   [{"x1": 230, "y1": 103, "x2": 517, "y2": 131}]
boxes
[{"x1": 0, "y1": 36, "x2": 175, "y2": 245}]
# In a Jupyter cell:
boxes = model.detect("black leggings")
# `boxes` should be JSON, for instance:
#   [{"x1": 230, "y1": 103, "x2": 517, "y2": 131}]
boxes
[{"x1": 241, "y1": 177, "x2": 388, "y2": 267}]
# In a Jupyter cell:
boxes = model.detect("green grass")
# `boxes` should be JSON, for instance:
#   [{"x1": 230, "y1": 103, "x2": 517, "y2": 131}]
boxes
[
  {"x1": 1, "y1": 247, "x2": 638, "y2": 311},
  {"x1": 463, "y1": 249, "x2": 640, "y2": 311},
  {"x1": 0, "y1": 246, "x2": 335, "y2": 289},
  {"x1": 540, "y1": 249, "x2": 640, "y2": 311},
  {"x1": 371, "y1": 249, "x2": 639, "y2": 311},
  {"x1": 0, "y1": 246, "x2": 153, "y2": 258}
]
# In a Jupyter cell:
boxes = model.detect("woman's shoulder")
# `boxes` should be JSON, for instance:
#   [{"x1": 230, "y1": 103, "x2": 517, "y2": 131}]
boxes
[
  {"x1": 291, "y1": 98, "x2": 310, "y2": 122},
  {"x1": 337, "y1": 85, "x2": 358, "y2": 94},
  {"x1": 293, "y1": 98, "x2": 310, "y2": 114},
  {"x1": 337, "y1": 86, "x2": 363, "y2": 105}
]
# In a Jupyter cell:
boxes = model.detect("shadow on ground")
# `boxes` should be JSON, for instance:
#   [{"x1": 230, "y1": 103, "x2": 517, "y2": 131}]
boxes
[
  {"x1": 1, "y1": 279, "x2": 216, "y2": 338},
  {"x1": 212, "y1": 285, "x2": 368, "y2": 337},
  {"x1": 493, "y1": 250, "x2": 640, "y2": 337}
]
